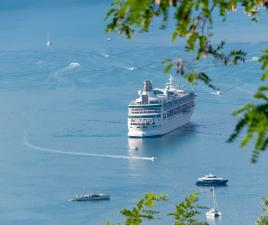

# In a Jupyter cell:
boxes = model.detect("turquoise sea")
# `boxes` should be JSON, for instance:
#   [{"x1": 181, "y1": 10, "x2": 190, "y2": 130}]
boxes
[{"x1": 0, "y1": 1, "x2": 268, "y2": 225}]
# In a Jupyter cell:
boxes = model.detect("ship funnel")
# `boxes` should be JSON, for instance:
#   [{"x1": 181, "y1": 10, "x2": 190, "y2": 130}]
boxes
[{"x1": 143, "y1": 80, "x2": 152, "y2": 92}]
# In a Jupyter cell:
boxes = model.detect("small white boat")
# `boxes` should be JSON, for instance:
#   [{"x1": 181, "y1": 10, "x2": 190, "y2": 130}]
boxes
[
  {"x1": 46, "y1": 32, "x2": 51, "y2": 47},
  {"x1": 103, "y1": 53, "x2": 110, "y2": 58},
  {"x1": 72, "y1": 193, "x2": 110, "y2": 201},
  {"x1": 210, "y1": 89, "x2": 222, "y2": 95},
  {"x1": 206, "y1": 188, "x2": 222, "y2": 218},
  {"x1": 125, "y1": 66, "x2": 136, "y2": 71}
]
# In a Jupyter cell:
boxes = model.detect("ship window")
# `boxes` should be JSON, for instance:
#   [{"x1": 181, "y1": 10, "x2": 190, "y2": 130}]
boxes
[{"x1": 154, "y1": 90, "x2": 164, "y2": 95}]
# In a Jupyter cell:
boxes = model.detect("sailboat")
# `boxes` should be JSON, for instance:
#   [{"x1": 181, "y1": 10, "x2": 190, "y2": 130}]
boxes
[
  {"x1": 206, "y1": 187, "x2": 222, "y2": 218},
  {"x1": 46, "y1": 32, "x2": 51, "y2": 47}
]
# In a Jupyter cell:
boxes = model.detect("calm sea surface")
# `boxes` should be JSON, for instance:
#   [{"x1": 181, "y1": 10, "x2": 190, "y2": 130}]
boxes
[{"x1": 0, "y1": 1, "x2": 268, "y2": 225}]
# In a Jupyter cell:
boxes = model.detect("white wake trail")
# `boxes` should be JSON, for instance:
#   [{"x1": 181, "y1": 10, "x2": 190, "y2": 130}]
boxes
[
  {"x1": 23, "y1": 133, "x2": 155, "y2": 161},
  {"x1": 50, "y1": 62, "x2": 80, "y2": 81}
]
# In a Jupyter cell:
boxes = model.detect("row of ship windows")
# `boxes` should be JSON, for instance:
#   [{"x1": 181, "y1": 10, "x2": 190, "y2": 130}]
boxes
[
  {"x1": 129, "y1": 118, "x2": 156, "y2": 125},
  {"x1": 129, "y1": 109, "x2": 161, "y2": 114},
  {"x1": 130, "y1": 107, "x2": 160, "y2": 111},
  {"x1": 163, "y1": 102, "x2": 194, "y2": 118},
  {"x1": 129, "y1": 125, "x2": 157, "y2": 128},
  {"x1": 163, "y1": 99, "x2": 193, "y2": 111},
  {"x1": 130, "y1": 122, "x2": 156, "y2": 125},
  {"x1": 129, "y1": 99, "x2": 193, "y2": 114}
]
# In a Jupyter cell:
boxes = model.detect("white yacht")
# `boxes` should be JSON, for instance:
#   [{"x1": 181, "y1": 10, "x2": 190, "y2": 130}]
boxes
[
  {"x1": 196, "y1": 174, "x2": 228, "y2": 186},
  {"x1": 128, "y1": 76, "x2": 195, "y2": 137}
]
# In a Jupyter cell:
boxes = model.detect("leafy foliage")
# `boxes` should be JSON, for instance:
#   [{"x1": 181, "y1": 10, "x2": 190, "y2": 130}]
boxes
[
  {"x1": 105, "y1": 0, "x2": 268, "y2": 162},
  {"x1": 256, "y1": 198, "x2": 268, "y2": 225},
  {"x1": 228, "y1": 49, "x2": 268, "y2": 163},
  {"x1": 106, "y1": 193, "x2": 167, "y2": 225},
  {"x1": 105, "y1": 0, "x2": 247, "y2": 88},
  {"x1": 105, "y1": 193, "x2": 208, "y2": 225},
  {"x1": 168, "y1": 193, "x2": 207, "y2": 225}
]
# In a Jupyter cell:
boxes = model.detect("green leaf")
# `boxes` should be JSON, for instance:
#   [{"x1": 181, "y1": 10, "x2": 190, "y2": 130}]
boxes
[{"x1": 261, "y1": 71, "x2": 268, "y2": 81}]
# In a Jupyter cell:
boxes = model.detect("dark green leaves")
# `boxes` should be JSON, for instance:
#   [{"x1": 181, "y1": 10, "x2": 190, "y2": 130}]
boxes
[
  {"x1": 228, "y1": 85, "x2": 268, "y2": 163},
  {"x1": 228, "y1": 48, "x2": 268, "y2": 163},
  {"x1": 230, "y1": 50, "x2": 247, "y2": 64}
]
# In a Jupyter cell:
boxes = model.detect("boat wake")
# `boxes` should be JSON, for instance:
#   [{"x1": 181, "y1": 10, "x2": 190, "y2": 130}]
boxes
[
  {"x1": 124, "y1": 66, "x2": 136, "y2": 71},
  {"x1": 50, "y1": 62, "x2": 80, "y2": 81},
  {"x1": 23, "y1": 133, "x2": 155, "y2": 161},
  {"x1": 236, "y1": 86, "x2": 254, "y2": 95}
]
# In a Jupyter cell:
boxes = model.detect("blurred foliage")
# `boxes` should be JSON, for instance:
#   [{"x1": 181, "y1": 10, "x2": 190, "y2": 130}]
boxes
[
  {"x1": 105, "y1": 192, "x2": 208, "y2": 225},
  {"x1": 168, "y1": 192, "x2": 207, "y2": 225},
  {"x1": 256, "y1": 198, "x2": 268, "y2": 225},
  {"x1": 228, "y1": 49, "x2": 268, "y2": 163},
  {"x1": 105, "y1": 0, "x2": 268, "y2": 162}
]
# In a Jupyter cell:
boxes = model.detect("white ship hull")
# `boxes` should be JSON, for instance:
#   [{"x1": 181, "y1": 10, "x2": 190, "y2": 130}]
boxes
[
  {"x1": 128, "y1": 77, "x2": 195, "y2": 138},
  {"x1": 128, "y1": 106, "x2": 194, "y2": 137}
]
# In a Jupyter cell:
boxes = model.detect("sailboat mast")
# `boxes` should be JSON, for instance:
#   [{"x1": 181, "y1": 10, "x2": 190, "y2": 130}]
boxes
[{"x1": 212, "y1": 187, "x2": 217, "y2": 210}]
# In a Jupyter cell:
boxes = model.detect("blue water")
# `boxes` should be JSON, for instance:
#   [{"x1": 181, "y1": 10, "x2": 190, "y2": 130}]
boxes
[{"x1": 0, "y1": 1, "x2": 268, "y2": 225}]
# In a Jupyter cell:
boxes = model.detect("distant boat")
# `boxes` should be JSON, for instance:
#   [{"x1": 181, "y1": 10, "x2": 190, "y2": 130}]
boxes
[
  {"x1": 210, "y1": 89, "x2": 223, "y2": 95},
  {"x1": 104, "y1": 53, "x2": 110, "y2": 58},
  {"x1": 196, "y1": 174, "x2": 228, "y2": 186},
  {"x1": 125, "y1": 66, "x2": 136, "y2": 71},
  {"x1": 46, "y1": 32, "x2": 51, "y2": 47},
  {"x1": 206, "y1": 187, "x2": 222, "y2": 218},
  {"x1": 72, "y1": 193, "x2": 110, "y2": 201},
  {"x1": 249, "y1": 56, "x2": 259, "y2": 62},
  {"x1": 107, "y1": 37, "x2": 111, "y2": 41}
]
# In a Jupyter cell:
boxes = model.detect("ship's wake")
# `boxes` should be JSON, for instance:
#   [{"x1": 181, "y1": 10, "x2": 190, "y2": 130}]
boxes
[
  {"x1": 23, "y1": 132, "x2": 155, "y2": 161},
  {"x1": 49, "y1": 62, "x2": 80, "y2": 81}
]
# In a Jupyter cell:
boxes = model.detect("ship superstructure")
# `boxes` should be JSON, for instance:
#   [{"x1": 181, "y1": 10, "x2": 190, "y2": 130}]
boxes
[{"x1": 128, "y1": 76, "x2": 195, "y2": 137}]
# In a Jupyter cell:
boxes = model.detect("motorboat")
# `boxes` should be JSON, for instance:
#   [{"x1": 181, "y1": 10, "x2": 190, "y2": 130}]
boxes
[
  {"x1": 210, "y1": 89, "x2": 223, "y2": 95},
  {"x1": 196, "y1": 174, "x2": 228, "y2": 186},
  {"x1": 206, "y1": 188, "x2": 222, "y2": 218},
  {"x1": 130, "y1": 146, "x2": 138, "y2": 150},
  {"x1": 125, "y1": 66, "x2": 136, "y2": 71},
  {"x1": 72, "y1": 193, "x2": 110, "y2": 201}
]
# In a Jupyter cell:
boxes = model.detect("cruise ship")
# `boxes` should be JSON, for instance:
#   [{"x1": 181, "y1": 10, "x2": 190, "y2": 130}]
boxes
[{"x1": 128, "y1": 76, "x2": 195, "y2": 137}]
